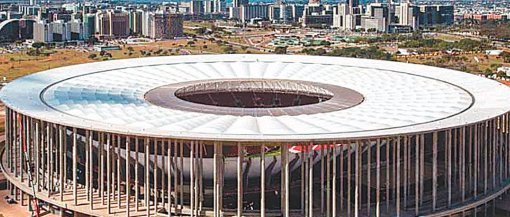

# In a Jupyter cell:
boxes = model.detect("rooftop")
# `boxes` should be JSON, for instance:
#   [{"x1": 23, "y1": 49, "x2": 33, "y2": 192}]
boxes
[{"x1": 1, "y1": 54, "x2": 509, "y2": 142}]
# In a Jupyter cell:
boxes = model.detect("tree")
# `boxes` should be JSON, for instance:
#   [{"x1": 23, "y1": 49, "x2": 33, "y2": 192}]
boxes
[
  {"x1": 301, "y1": 48, "x2": 327, "y2": 56},
  {"x1": 275, "y1": 46, "x2": 287, "y2": 54},
  {"x1": 500, "y1": 51, "x2": 510, "y2": 63},
  {"x1": 87, "y1": 36, "x2": 99, "y2": 45},
  {"x1": 32, "y1": 42, "x2": 45, "y2": 49},
  {"x1": 320, "y1": 40, "x2": 331, "y2": 46},
  {"x1": 223, "y1": 45, "x2": 236, "y2": 54},
  {"x1": 194, "y1": 27, "x2": 207, "y2": 35}
]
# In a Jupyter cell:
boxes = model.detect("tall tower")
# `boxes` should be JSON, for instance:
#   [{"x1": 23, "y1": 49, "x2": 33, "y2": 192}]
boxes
[
  {"x1": 275, "y1": 0, "x2": 286, "y2": 23},
  {"x1": 308, "y1": 0, "x2": 320, "y2": 6},
  {"x1": 233, "y1": 0, "x2": 248, "y2": 8},
  {"x1": 213, "y1": 0, "x2": 225, "y2": 13},
  {"x1": 348, "y1": 0, "x2": 359, "y2": 14}
]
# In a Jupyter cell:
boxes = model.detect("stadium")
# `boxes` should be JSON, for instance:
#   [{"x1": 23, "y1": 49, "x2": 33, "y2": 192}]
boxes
[{"x1": 1, "y1": 54, "x2": 510, "y2": 217}]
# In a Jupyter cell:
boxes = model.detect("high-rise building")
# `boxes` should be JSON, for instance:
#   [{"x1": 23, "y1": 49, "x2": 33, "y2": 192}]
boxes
[
  {"x1": 302, "y1": 5, "x2": 333, "y2": 28},
  {"x1": 96, "y1": 10, "x2": 129, "y2": 38},
  {"x1": 0, "y1": 0, "x2": 30, "y2": 5},
  {"x1": 35, "y1": 19, "x2": 66, "y2": 42},
  {"x1": 70, "y1": 19, "x2": 83, "y2": 40},
  {"x1": 348, "y1": 0, "x2": 359, "y2": 13},
  {"x1": 142, "y1": 10, "x2": 150, "y2": 36},
  {"x1": 418, "y1": 5, "x2": 453, "y2": 27},
  {"x1": 233, "y1": 0, "x2": 248, "y2": 8},
  {"x1": 396, "y1": 2, "x2": 418, "y2": 30},
  {"x1": 212, "y1": 0, "x2": 225, "y2": 13},
  {"x1": 168, "y1": 13, "x2": 183, "y2": 38},
  {"x1": 333, "y1": 4, "x2": 348, "y2": 29},
  {"x1": 33, "y1": 20, "x2": 53, "y2": 42},
  {"x1": 147, "y1": 12, "x2": 183, "y2": 39},
  {"x1": 18, "y1": 5, "x2": 40, "y2": 16},
  {"x1": 129, "y1": 9, "x2": 144, "y2": 35},
  {"x1": 333, "y1": 0, "x2": 361, "y2": 31},
  {"x1": 289, "y1": 4, "x2": 304, "y2": 22},
  {"x1": 82, "y1": 13, "x2": 95, "y2": 39},
  {"x1": 230, "y1": 4, "x2": 270, "y2": 23},
  {"x1": 190, "y1": 0, "x2": 205, "y2": 15},
  {"x1": 308, "y1": 0, "x2": 320, "y2": 6},
  {"x1": 52, "y1": 12, "x2": 72, "y2": 22},
  {"x1": 203, "y1": 0, "x2": 212, "y2": 14},
  {"x1": 269, "y1": 4, "x2": 292, "y2": 23},
  {"x1": 362, "y1": 3, "x2": 389, "y2": 32},
  {"x1": 51, "y1": 20, "x2": 71, "y2": 42}
]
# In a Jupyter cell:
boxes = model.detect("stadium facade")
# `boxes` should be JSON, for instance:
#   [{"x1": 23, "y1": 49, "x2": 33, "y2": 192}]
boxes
[{"x1": 2, "y1": 54, "x2": 510, "y2": 216}]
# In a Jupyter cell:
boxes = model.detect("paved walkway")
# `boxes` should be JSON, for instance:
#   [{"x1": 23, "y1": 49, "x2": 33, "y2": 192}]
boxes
[{"x1": 0, "y1": 185, "x2": 59, "y2": 217}]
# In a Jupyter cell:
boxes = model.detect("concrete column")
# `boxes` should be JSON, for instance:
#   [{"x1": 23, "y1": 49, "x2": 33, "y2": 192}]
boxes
[
  {"x1": 355, "y1": 140, "x2": 360, "y2": 217},
  {"x1": 403, "y1": 136, "x2": 408, "y2": 210},
  {"x1": 35, "y1": 120, "x2": 39, "y2": 192},
  {"x1": 320, "y1": 144, "x2": 324, "y2": 215},
  {"x1": 59, "y1": 126, "x2": 64, "y2": 201},
  {"x1": 308, "y1": 142, "x2": 314, "y2": 217},
  {"x1": 301, "y1": 144, "x2": 305, "y2": 214},
  {"x1": 237, "y1": 142, "x2": 244, "y2": 217},
  {"x1": 85, "y1": 130, "x2": 90, "y2": 202},
  {"x1": 376, "y1": 138, "x2": 381, "y2": 217},
  {"x1": 396, "y1": 137, "x2": 401, "y2": 217},
  {"x1": 332, "y1": 142, "x2": 337, "y2": 217},
  {"x1": 415, "y1": 135, "x2": 420, "y2": 215},
  {"x1": 347, "y1": 142, "x2": 351, "y2": 216},
  {"x1": 145, "y1": 138, "x2": 150, "y2": 216},
  {"x1": 179, "y1": 140, "x2": 184, "y2": 209},
  {"x1": 326, "y1": 143, "x2": 331, "y2": 217},
  {"x1": 72, "y1": 128, "x2": 77, "y2": 205},
  {"x1": 199, "y1": 141, "x2": 204, "y2": 212},
  {"x1": 190, "y1": 141, "x2": 195, "y2": 217},
  {"x1": 89, "y1": 131, "x2": 94, "y2": 210},
  {"x1": 432, "y1": 132, "x2": 437, "y2": 211},
  {"x1": 386, "y1": 138, "x2": 390, "y2": 211},
  {"x1": 282, "y1": 143, "x2": 289, "y2": 217},
  {"x1": 107, "y1": 134, "x2": 111, "y2": 214},
  {"x1": 135, "y1": 137, "x2": 139, "y2": 212},
  {"x1": 260, "y1": 144, "x2": 266, "y2": 217},
  {"x1": 214, "y1": 142, "x2": 220, "y2": 217},
  {"x1": 173, "y1": 139, "x2": 178, "y2": 214},
  {"x1": 5, "y1": 108, "x2": 10, "y2": 171},
  {"x1": 154, "y1": 139, "x2": 158, "y2": 214},
  {"x1": 167, "y1": 139, "x2": 172, "y2": 217},
  {"x1": 448, "y1": 129, "x2": 452, "y2": 207},
  {"x1": 126, "y1": 136, "x2": 130, "y2": 217},
  {"x1": 46, "y1": 123, "x2": 51, "y2": 197},
  {"x1": 117, "y1": 135, "x2": 122, "y2": 209},
  {"x1": 100, "y1": 133, "x2": 104, "y2": 205},
  {"x1": 420, "y1": 134, "x2": 425, "y2": 206},
  {"x1": 161, "y1": 141, "x2": 165, "y2": 209}
]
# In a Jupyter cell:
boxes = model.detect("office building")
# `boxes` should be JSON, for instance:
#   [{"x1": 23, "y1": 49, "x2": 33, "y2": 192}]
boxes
[
  {"x1": 96, "y1": 10, "x2": 129, "y2": 38},
  {"x1": 148, "y1": 12, "x2": 183, "y2": 39}
]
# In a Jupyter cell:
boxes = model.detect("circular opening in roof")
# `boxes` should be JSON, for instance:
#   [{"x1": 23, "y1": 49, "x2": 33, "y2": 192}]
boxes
[
  {"x1": 144, "y1": 79, "x2": 364, "y2": 116},
  {"x1": 174, "y1": 80, "x2": 334, "y2": 108}
]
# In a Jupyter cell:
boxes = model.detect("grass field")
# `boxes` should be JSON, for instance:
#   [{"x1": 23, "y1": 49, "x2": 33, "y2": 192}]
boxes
[
  {"x1": 0, "y1": 38, "x2": 264, "y2": 81},
  {"x1": 397, "y1": 52, "x2": 510, "y2": 74}
]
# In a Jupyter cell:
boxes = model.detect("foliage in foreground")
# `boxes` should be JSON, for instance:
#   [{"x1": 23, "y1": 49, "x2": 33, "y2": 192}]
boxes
[{"x1": 301, "y1": 46, "x2": 393, "y2": 60}]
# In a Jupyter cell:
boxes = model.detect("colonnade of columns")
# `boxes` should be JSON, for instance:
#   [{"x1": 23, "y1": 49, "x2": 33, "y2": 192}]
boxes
[{"x1": 3, "y1": 107, "x2": 510, "y2": 217}]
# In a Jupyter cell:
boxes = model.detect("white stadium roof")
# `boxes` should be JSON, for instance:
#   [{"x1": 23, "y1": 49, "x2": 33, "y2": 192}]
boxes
[{"x1": 2, "y1": 54, "x2": 510, "y2": 142}]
